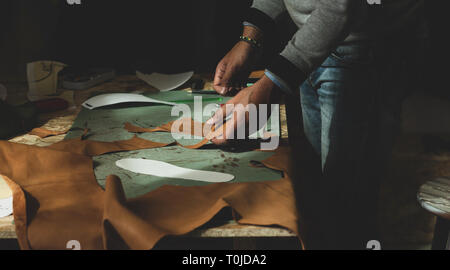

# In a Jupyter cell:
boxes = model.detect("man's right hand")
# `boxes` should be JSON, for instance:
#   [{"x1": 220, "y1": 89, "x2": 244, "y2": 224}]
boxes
[{"x1": 213, "y1": 26, "x2": 263, "y2": 96}]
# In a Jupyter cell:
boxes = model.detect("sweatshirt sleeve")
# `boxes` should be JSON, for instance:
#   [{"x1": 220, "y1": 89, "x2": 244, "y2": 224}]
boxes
[
  {"x1": 266, "y1": 0, "x2": 358, "y2": 94},
  {"x1": 244, "y1": 0, "x2": 286, "y2": 34}
]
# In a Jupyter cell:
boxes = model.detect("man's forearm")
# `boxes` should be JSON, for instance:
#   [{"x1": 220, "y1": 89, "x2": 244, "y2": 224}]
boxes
[
  {"x1": 242, "y1": 0, "x2": 286, "y2": 42},
  {"x1": 242, "y1": 25, "x2": 263, "y2": 43}
]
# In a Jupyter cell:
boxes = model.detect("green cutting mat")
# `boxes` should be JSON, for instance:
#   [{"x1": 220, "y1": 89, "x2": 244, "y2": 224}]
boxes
[{"x1": 65, "y1": 91, "x2": 282, "y2": 199}]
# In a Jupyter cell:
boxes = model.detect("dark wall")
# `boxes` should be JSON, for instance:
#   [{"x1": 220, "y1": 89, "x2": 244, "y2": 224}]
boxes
[
  {"x1": 425, "y1": 0, "x2": 449, "y2": 99},
  {"x1": 56, "y1": 0, "x2": 251, "y2": 73},
  {"x1": 0, "y1": 0, "x2": 60, "y2": 82},
  {"x1": 0, "y1": 0, "x2": 252, "y2": 81}
]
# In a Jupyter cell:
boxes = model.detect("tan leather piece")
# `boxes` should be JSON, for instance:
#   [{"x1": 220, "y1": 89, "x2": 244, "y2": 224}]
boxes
[
  {"x1": 0, "y1": 141, "x2": 105, "y2": 249},
  {"x1": 125, "y1": 118, "x2": 208, "y2": 136},
  {"x1": 0, "y1": 119, "x2": 300, "y2": 249},
  {"x1": 102, "y1": 175, "x2": 231, "y2": 249},
  {"x1": 177, "y1": 139, "x2": 210, "y2": 149},
  {"x1": 0, "y1": 139, "x2": 298, "y2": 250},
  {"x1": 124, "y1": 122, "x2": 169, "y2": 133},
  {"x1": 103, "y1": 172, "x2": 298, "y2": 250},
  {"x1": 41, "y1": 118, "x2": 212, "y2": 156},
  {"x1": 28, "y1": 128, "x2": 69, "y2": 138},
  {"x1": 48, "y1": 135, "x2": 174, "y2": 156},
  {"x1": 228, "y1": 147, "x2": 300, "y2": 237},
  {"x1": 47, "y1": 133, "x2": 208, "y2": 155},
  {"x1": 124, "y1": 118, "x2": 213, "y2": 149}
]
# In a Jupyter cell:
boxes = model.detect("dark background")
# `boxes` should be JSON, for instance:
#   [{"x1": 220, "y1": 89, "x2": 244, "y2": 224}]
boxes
[
  {"x1": 0, "y1": 0, "x2": 255, "y2": 81},
  {"x1": 0, "y1": 0, "x2": 447, "y2": 99},
  {"x1": 55, "y1": 0, "x2": 251, "y2": 73}
]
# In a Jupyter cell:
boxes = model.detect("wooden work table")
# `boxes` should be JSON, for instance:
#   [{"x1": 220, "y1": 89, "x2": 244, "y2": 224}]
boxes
[{"x1": 0, "y1": 74, "x2": 297, "y2": 249}]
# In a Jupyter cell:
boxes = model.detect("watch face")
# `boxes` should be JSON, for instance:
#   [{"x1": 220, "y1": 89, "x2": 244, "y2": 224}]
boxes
[{"x1": 0, "y1": 84, "x2": 6, "y2": 101}]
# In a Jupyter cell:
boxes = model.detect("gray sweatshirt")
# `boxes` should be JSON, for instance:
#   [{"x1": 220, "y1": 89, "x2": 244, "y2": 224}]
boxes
[{"x1": 245, "y1": 0, "x2": 426, "y2": 92}]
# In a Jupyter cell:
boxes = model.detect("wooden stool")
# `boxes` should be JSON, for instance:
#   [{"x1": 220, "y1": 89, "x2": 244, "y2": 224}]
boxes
[{"x1": 417, "y1": 177, "x2": 450, "y2": 250}]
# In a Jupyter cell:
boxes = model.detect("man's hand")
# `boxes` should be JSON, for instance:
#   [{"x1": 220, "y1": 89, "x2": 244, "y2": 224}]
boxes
[
  {"x1": 213, "y1": 26, "x2": 263, "y2": 96},
  {"x1": 206, "y1": 75, "x2": 280, "y2": 145}
]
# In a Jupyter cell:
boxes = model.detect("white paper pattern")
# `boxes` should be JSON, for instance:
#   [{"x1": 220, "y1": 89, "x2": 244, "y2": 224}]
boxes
[
  {"x1": 82, "y1": 93, "x2": 176, "y2": 109},
  {"x1": 136, "y1": 71, "x2": 194, "y2": 92},
  {"x1": 0, "y1": 196, "x2": 13, "y2": 218},
  {"x1": 116, "y1": 158, "x2": 234, "y2": 183}
]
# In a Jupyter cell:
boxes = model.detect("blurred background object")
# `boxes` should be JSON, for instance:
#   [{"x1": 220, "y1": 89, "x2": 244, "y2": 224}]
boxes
[{"x1": 26, "y1": 61, "x2": 66, "y2": 101}]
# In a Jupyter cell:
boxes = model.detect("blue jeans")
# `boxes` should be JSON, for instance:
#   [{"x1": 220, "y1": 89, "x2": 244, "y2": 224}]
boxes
[
  {"x1": 301, "y1": 43, "x2": 377, "y2": 168},
  {"x1": 298, "y1": 40, "x2": 425, "y2": 249}
]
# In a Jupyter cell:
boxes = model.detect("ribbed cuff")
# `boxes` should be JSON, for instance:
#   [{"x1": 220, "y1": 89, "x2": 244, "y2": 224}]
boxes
[
  {"x1": 266, "y1": 55, "x2": 307, "y2": 92},
  {"x1": 264, "y1": 69, "x2": 292, "y2": 95},
  {"x1": 244, "y1": 8, "x2": 276, "y2": 37},
  {"x1": 242, "y1": 21, "x2": 261, "y2": 31}
]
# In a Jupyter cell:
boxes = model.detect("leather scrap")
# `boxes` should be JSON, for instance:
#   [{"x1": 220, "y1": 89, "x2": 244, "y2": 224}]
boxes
[
  {"x1": 0, "y1": 141, "x2": 104, "y2": 249},
  {"x1": 0, "y1": 140, "x2": 299, "y2": 250},
  {"x1": 48, "y1": 135, "x2": 174, "y2": 156},
  {"x1": 125, "y1": 118, "x2": 213, "y2": 150},
  {"x1": 124, "y1": 122, "x2": 171, "y2": 134},
  {"x1": 29, "y1": 127, "x2": 69, "y2": 138},
  {"x1": 124, "y1": 118, "x2": 207, "y2": 136},
  {"x1": 0, "y1": 118, "x2": 301, "y2": 250},
  {"x1": 45, "y1": 118, "x2": 213, "y2": 156}
]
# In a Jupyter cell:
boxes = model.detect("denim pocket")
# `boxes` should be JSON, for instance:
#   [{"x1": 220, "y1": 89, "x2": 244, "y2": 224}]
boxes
[{"x1": 329, "y1": 43, "x2": 374, "y2": 66}]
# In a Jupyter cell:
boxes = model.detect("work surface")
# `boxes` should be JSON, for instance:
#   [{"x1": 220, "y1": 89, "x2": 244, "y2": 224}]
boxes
[
  {"x1": 2, "y1": 75, "x2": 450, "y2": 249},
  {"x1": 67, "y1": 94, "x2": 282, "y2": 198},
  {"x1": 0, "y1": 74, "x2": 295, "y2": 244}
]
